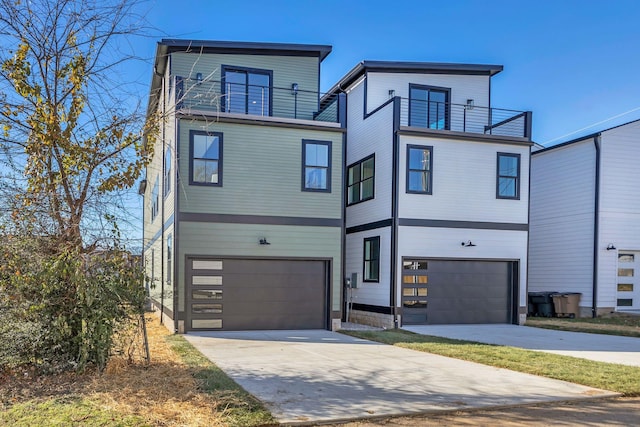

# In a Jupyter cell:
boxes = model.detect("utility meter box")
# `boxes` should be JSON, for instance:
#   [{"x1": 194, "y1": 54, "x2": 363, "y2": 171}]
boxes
[{"x1": 348, "y1": 272, "x2": 358, "y2": 288}]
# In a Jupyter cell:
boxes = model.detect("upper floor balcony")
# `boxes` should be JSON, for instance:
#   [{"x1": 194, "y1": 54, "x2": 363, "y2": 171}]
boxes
[
  {"x1": 399, "y1": 97, "x2": 532, "y2": 140},
  {"x1": 172, "y1": 76, "x2": 342, "y2": 125}
]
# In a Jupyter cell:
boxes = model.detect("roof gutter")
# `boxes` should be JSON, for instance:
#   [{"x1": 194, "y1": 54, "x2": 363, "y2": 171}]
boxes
[{"x1": 592, "y1": 134, "x2": 601, "y2": 318}]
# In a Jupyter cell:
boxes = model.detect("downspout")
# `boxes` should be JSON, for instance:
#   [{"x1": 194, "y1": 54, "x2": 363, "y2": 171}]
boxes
[
  {"x1": 390, "y1": 96, "x2": 401, "y2": 328},
  {"x1": 160, "y1": 71, "x2": 166, "y2": 325},
  {"x1": 339, "y1": 92, "x2": 348, "y2": 326},
  {"x1": 592, "y1": 135, "x2": 601, "y2": 318}
]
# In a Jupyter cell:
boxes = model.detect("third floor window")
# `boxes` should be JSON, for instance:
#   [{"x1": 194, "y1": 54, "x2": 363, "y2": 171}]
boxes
[
  {"x1": 222, "y1": 66, "x2": 272, "y2": 116},
  {"x1": 409, "y1": 84, "x2": 450, "y2": 130}
]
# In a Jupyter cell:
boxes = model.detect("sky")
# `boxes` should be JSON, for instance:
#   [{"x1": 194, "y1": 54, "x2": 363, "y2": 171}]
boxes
[{"x1": 131, "y1": 0, "x2": 640, "y2": 146}]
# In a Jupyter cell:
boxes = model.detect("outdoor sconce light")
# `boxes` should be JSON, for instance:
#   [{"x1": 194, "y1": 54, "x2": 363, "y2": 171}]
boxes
[
  {"x1": 466, "y1": 99, "x2": 474, "y2": 110},
  {"x1": 606, "y1": 244, "x2": 616, "y2": 251},
  {"x1": 196, "y1": 72, "x2": 203, "y2": 84},
  {"x1": 259, "y1": 238, "x2": 271, "y2": 245},
  {"x1": 461, "y1": 240, "x2": 476, "y2": 247},
  {"x1": 388, "y1": 89, "x2": 395, "y2": 99},
  {"x1": 291, "y1": 83, "x2": 299, "y2": 95}
]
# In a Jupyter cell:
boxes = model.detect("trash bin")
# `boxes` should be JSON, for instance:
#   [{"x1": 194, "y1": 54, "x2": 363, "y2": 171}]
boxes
[
  {"x1": 552, "y1": 292, "x2": 581, "y2": 318},
  {"x1": 528, "y1": 292, "x2": 557, "y2": 317}
]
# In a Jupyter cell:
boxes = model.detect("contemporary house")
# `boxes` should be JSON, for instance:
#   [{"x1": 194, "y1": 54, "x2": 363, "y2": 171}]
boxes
[
  {"x1": 142, "y1": 39, "x2": 345, "y2": 333},
  {"x1": 529, "y1": 119, "x2": 640, "y2": 316},
  {"x1": 332, "y1": 61, "x2": 533, "y2": 327}
]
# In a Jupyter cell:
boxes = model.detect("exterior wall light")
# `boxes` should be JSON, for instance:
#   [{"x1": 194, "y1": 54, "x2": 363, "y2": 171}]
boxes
[
  {"x1": 291, "y1": 83, "x2": 299, "y2": 95},
  {"x1": 606, "y1": 244, "x2": 616, "y2": 250},
  {"x1": 259, "y1": 238, "x2": 271, "y2": 245},
  {"x1": 461, "y1": 240, "x2": 476, "y2": 247}
]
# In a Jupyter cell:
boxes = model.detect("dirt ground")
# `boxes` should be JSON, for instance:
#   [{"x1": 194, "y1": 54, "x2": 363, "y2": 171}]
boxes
[{"x1": 330, "y1": 397, "x2": 640, "y2": 426}]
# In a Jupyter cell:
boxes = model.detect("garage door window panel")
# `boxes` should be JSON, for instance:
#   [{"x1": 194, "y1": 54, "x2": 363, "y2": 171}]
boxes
[{"x1": 192, "y1": 289, "x2": 223, "y2": 300}]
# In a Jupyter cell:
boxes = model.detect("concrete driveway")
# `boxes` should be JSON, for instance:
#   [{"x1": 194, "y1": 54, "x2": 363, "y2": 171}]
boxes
[
  {"x1": 184, "y1": 330, "x2": 615, "y2": 425},
  {"x1": 403, "y1": 324, "x2": 640, "y2": 367}
]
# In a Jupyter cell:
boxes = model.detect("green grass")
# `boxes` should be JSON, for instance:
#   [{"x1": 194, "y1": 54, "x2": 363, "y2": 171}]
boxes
[
  {"x1": 527, "y1": 316, "x2": 640, "y2": 338},
  {"x1": 343, "y1": 329, "x2": 640, "y2": 396},
  {"x1": 0, "y1": 397, "x2": 147, "y2": 426},
  {"x1": 165, "y1": 335, "x2": 275, "y2": 427}
]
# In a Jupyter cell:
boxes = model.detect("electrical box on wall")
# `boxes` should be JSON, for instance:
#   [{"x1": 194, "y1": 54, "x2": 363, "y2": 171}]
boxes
[{"x1": 350, "y1": 272, "x2": 358, "y2": 288}]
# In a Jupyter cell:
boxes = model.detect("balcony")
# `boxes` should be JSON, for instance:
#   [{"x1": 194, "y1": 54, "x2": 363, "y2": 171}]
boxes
[
  {"x1": 399, "y1": 98, "x2": 532, "y2": 140},
  {"x1": 173, "y1": 76, "x2": 341, "y2": 124}
]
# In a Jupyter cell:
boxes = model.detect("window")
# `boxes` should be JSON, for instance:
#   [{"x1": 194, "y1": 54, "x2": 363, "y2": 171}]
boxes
[
  {"x1": 617, "y1": 298, "x2": 633, "y2": 307},
  {"x1": 406, "y1": 145, "x2": 433, "y2": 194},
  {"x1": 409, "y1": 84, "x2": 450, "y2": 129},
  {"x1": 497, "y1": 153, "x2": 520, "y2": 199},
  {"x1": 166, "y1": 234, "x2": 172, "y2": 287},
  {"x1": 619, "y1": 254, "x2": 635, "y2": 263},
  {"x1": 222, "y1": 66, "x2": 272, "y2": 116},
  {"x1": 190, "y1": 131, "x2": 222, "y2": 186},
  {"x1": 618, "y1": 268, "x2": 634, "y2": 277},
  {"x1": 347, "y1": 155, "x2": 375, "y2": 205},
  {"x1": 363, "y1": 236, "x2": 380, "y2": 282},
  {"x1": 302, "y1": 140, "x2": 331, "y2": 192},
  {"x1": 164, "y1": 149, "x2": 171, "y2": 196},
  {"x1": 151, "y1": 177, "x2": 159, "y2": 219},
  {"x1": 618, "y1": 284, "x2": 634, "y2": 292}
]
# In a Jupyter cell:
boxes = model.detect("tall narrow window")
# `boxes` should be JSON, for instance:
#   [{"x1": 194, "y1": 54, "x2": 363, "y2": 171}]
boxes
[
  {"x1": 347, "y1": 155, "x2": 375, "y2": 205},
  {"x1": 496, "y1": 153, "x2": 520, "y2": 199},
  {"x1": 302, "y1": 140, "x2": 331, "y2": 192},
  {"x1": 151, "y1": 177, "x2": 159, "y2": 219},
  {"x1": 190, "y1": 131, "x2": 223, "y2": 186},
  {"x1": 363, "y1": 236, "x2": 380, "y2": 282},
  {"x1": 406, "y1": 145, "x2": 433, "y2": 194},
  {"x1": 166, "y1": 234, "x2": 172, "y2": 287},
  {"x1": 409, "y1": 84, "x2": 450, "y2": 129},
  {"x1": 222, "y1": 66, "x2": 272, "y2": 116},
  {"x1": 164, "y1": 149, "x2": 171, "y2": 196}
]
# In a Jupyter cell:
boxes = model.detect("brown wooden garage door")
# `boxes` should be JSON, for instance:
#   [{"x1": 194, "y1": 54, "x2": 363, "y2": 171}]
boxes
[
  {"x1": 187, "y1": 258, "x2": 327, "y2": 331},
  {"x1": 402, "y1": 259, "x2": 517, "y2": 325}
]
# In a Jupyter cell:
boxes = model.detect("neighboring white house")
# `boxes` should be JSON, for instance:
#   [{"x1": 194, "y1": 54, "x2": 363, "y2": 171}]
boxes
[
  {"x1": 529, "y1": 119, "x2": 640, "y2": 316},
  {"x1": 326, "y1": 61, "x2": 533, "y2": 328}
]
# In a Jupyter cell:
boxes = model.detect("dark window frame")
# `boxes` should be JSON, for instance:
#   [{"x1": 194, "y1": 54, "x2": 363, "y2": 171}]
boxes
[
  {"x1": 221, "y1": 64, "x2": 273, "y2": 116},
  {"x1": 164, "y1": 148, "x2": 171, "y2": 198},
  {"x1": 189, "y1": 130, "x2": 223, "y2": 187},
  {"x1": 347, "y1": 154, "x2": 375, "y2": 206},
  {"x1": 166, "y1": 234, "x2": 172, "y2": 287},
  {"x1": 363, "y1": 236, "x2": 380, "y2": 283},
  {"x1": 408, "y1": 84, "x2": 451, "y2": 130},
  {"x1": 151, "y1": 177, "x2": 159, "y2": 220},
  {"x1": 496, "y1": 152, "x2": 521, "y2": 200},
  {"x1": 406, "y1": 144, "x2": 433, "y2": 194},
  {"x1": 301, "y1": 139, "x2": 332, "y2": 193}
]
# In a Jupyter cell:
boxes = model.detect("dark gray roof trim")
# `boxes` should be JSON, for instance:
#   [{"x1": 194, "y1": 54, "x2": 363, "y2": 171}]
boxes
[
  {"x1": 533, "y1": 117, "x2": 640, "y2": 155},
  {"x1": 325, "y1": 60, "x2": 503, "y2": 96},
  {"x1": 160, "y1": 39, "x2": 332, "y2": 60}
]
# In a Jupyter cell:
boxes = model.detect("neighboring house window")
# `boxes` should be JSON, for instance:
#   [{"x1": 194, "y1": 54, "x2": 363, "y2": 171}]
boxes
[
  {"x1": 166, "y1": 234, "x2": 172, "y2": 287},
  {"x1": 363, "y1": 236, "x2": 380, "y2": 282},
  {"x1": 406, "y1": 145, "x2": 433, "y2": 194},
  {"x1": 190, "y1": 130, "x2": 223, "y2": 186},
  {"x1": 496, "y1": 153, "x2": 520, "y2": 199},
  {"x1": 222, "y1": 65, "x2": 272, "y2": 116},
  {"x1": 409, "y1": 84, "x2": 450, "y2": 130},
  {"x1": 302, "y1": 140, "x2": 331, "y2": 192},
  {"x1": 151, "y1": 177, "x2": 159, "y2": 219},
  {"x1": 347, "y1": 155, "x2": 375, "y2": 205},
  {"x1": 164, "y1": 149, "x2": 171, "y2": 196}
]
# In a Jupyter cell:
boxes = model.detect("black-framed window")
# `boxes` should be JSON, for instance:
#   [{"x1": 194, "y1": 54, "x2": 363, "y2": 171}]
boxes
[
  {"x1": 222, "y1": 65, "x2": 272, "y2": 116},
  {"x1": 151, "y1": 177, "x2": 159, "y2": 219},
  {"x1": 363, "y1": 236, "x2": 380, "y2": 282},
  {"x1": 347, "y1": 155, "x2": 374, "y2": 205},
  {"x1": 190, "y1": 131, "x2": 223, "y2": 186},
  {"x1": 496, "y1": 153, "x2": 520, "y2": 199},
  {"x1": 167, "y1": 234, "x2": 172, "y2": 287},
  {"x1": 302, "y1": 140, "x2": 331, "y2": 192},
  {"x1": 406, "y1": 145, "x2": 433, "y2": 194},
  {"x1": 409, "y1": 84, "x2": 450, "y2": 130},
  {"x1": 164, "y1": 149, "x2": 171, "y2": 197}
]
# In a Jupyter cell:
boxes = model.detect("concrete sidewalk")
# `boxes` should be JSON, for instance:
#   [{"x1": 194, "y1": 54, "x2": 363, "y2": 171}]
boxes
[
  {"x1": 184, "y1": 330, "x2": 616, "y2": 425},
  {"x1": 403, "y1": 324, "x2": 640, "y2": 367}
]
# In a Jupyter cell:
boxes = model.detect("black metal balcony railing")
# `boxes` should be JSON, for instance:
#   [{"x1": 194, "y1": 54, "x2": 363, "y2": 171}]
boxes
[
  {"x1": 400, "y1": 98, "x2": 531, "y2": 139},
  {"x1": 173, "y1": 77, "x2": 340, "y2": 123}
]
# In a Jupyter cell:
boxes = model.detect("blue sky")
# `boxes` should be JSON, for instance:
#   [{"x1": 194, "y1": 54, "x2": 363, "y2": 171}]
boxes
[{"x1": 134, "y1": 0, "x2": 640, "y2": 146}]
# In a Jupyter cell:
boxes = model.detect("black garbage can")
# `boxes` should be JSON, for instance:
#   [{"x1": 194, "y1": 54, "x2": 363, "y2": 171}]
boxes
[{"x1": 528, "y1": 291, "x2": 557, "y2": 317}]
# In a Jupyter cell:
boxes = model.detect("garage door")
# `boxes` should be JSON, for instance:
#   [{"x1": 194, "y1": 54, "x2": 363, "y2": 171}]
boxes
[
  {"x1": 402, "y1": 259, "x2": 516, "y2": 325},
  {"x1": 187, "y1": 258, "x2": 327, "y2": 331}
]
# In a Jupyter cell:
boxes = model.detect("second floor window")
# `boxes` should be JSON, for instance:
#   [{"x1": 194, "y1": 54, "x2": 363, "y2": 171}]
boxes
[
  {"x1": 406, "y1": 145, "x2": 433, "y2": 194},
  {"x1": 409, "y1": 84, "x2": 450, "y2": 130},
  {"x1": 222, "y1": 66, "x2": 272, "y2": 116},
  {"x1": 302, "y1": 140, "x2": 331, "y2": 192},
  {"x1": 191, "y1": 131, "x2": 223, "y2": 186},
  {"x1": 348, "y1": 154, "x2": 375, "y2": 205},
  {"x1": 497, "y1": 152, "x2": 520, "y2": 199},
  {"x1": 164, "y1": 149, "x2": 171, "y2": 196},
  {"x1": 151, "y1": 177, "x2": 159, "y2": 220}
]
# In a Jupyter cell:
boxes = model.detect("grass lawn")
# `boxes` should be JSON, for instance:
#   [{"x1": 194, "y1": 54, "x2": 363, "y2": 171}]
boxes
[
  {"x1": 342, "y1": 329, "x2": 640, "y2": 396},
  {"x1": 0, "y1": 316, "x2": 274, "y2": 427},
  {"x1": 526, "y1": 314, "x2": 640, "y2": 338}
]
